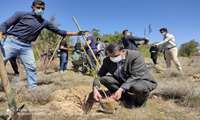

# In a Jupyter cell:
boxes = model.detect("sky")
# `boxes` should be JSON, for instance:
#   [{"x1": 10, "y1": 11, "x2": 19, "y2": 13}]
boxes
[{"x1": 0, "y1": 0, "x2": 200, "y2": 46}]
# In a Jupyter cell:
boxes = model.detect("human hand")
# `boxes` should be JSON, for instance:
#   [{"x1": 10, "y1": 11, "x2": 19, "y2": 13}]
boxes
[
  {"x1": 111, "y1": 88, "x2": 124, "y2": 101},
  {"x1": 78, "y1": 31, "x2": 89, "y2": 35},
  {"x1": 93, "y1": 87, "x2": 102, "y2": 102},
  {"x1": 0, "y1": 32, "x2": 4, "y2": 40}
]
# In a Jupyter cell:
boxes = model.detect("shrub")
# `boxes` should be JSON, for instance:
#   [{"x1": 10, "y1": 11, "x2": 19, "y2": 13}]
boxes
[{"x1": 179, "y1": 40, "x2": 199, "y2": 57}]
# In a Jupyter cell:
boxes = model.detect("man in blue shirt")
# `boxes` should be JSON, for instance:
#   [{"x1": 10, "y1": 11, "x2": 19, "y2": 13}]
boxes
[{"x1": 0, "y1": 0, "x2": 86, "y2": 89}]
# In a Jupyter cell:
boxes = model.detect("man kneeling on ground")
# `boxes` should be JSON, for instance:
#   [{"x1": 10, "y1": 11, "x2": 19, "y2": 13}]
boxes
[{"x1": 92, "y1": 43, "x2": 157, "y2": 108}]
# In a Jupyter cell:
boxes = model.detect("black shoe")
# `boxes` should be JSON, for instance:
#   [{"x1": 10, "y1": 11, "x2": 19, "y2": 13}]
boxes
[
  {"x1": 121, "y1": 92, "x2": 148, "y2": 108},
  {"x1": 121, "y1": 92, "x2": 136, "y2": 109}
]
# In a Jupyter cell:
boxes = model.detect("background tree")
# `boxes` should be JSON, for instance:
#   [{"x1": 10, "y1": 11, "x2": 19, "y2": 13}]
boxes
[
  {"x1": 102, "y1": 32, "x2": 122, "y2": 43},
  {"x1": 92, "y1": 28, "x2": 100, "y2": 38},
  {"x1": 179, "y1": 40, "x2": 199, "y2": 57}
]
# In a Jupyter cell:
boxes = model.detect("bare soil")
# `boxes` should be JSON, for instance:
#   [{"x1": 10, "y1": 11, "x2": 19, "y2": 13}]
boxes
[{"x1": 0, "y1": 56, "x2": 200, "y2": 120}]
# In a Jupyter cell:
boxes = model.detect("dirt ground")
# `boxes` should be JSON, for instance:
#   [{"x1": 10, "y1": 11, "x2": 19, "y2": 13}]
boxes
[{"x1": 0, "y1": 56, "x2": 200, "y2": 120}]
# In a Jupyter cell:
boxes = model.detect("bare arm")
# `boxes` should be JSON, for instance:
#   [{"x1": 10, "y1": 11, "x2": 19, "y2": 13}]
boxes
[
  {"x1": 66, "y1": 32, "x2": 79, "y2": 36},
  {"x1": 60, "y1": 45, "x2": 69, "y2": 51}
]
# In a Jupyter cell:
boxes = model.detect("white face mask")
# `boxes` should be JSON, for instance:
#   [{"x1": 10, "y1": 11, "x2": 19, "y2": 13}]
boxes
[
  {"x1": 34, "y1": 8, "x2": 44, "y2": 16},
  {"x1": 110, "y1": 55, "x2": 125, "y2": 63},
  {"x1": 161, "y1": 32, "x2": 167, "y2": 36},
  {"x1": 124, "y1": 32, "x2": 131, "y2": 38}
]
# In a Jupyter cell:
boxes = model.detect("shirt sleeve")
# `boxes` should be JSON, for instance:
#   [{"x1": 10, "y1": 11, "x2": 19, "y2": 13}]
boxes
[
  {"x1": 98, "y1": 58, "x2": 109, "y2": 77},
  {"x1": 97, "y1": 44, "x2": 101, "y2": 51},
  {"x1": 120, "y1": 53, "x2": 146, "y2": 90},
  {"x1": 131, "y1": 36, "x2": 148, "y2": 41},
  {"x1": 45, "y1": 21, "x2": 67, "y2": 37},
  {"x1": 156, "y1": 34, "x2": 175, "y2": 46},
  {"x1": 0, "y1": 12, "x2": 23, "y2": 33}
]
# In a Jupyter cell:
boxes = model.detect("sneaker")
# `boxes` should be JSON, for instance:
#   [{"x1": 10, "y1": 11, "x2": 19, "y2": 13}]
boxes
[
  {"x1": 28, "y1": 85, "x2": 37, "y2": 91},
  {"x1": 6, "y1": 104, "x2": 26, "y2": 120},
  {"x1": 121, "y1": 93, "x2": 136, "y2": 109}
]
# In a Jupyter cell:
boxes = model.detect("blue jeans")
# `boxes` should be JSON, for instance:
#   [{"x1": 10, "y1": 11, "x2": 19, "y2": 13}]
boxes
[
  {"x1": 59, "y1": 52, "x2": 68, "y2": 71},
  {"x1": 2, "y1": 37, "x2": 37, "y2": 89}
]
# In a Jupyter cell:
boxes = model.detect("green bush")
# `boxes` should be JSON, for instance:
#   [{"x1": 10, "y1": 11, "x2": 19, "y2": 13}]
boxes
[
  {"x1": 102, "y1": 32, "x2": 122, "y2": 43},
  {"x1": 179, "y1": 40, "x2": 199, "y2": 57}
]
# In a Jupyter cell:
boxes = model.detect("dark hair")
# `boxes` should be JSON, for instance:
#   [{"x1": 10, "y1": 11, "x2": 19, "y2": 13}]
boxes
[
  {"x1": 122, "y1": 29, "x2": 128, "y2": 35},
  {"x1": 106, "y1": 42, "x2": 124, "y2": 54},
  {"x1": 159, "y1": 27, "x2": 168, "y2": 33},
  {"x1": 60, "y1": 40, "x2": 67, "y2": 46},
  {"x1": 96, "y1": 37, "x2": 101, "y2": 41},
  {"x1": 32, "y1": 0, "x2": 45, "y2": 6}
]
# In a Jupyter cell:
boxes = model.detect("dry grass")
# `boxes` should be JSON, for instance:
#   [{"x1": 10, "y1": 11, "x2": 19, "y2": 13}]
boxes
[
  {"x1": 1, "y1": 56, "x2": 200, "y2": 120},
  {"x1": 152, "y1": 79, "x2": 200, "y2": 110},
  {"x1": 151, "y1": 57, "x2": 200, "y2": 111}
]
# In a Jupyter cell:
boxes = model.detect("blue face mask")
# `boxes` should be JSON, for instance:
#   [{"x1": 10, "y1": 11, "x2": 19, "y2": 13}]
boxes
[{"x1": 34, "y1": 8, "x2": 44, "y2": 16}]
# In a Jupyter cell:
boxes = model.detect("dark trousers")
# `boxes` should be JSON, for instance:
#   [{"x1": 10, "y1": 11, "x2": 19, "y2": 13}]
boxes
[
  {"x1": 151, "y1": 53, "x2": 158, "y2": 65},
  {"x1": 9, "y1": 57, "x2": 19, "y2": 75},
  {"x1": 99, "y1": 76, "x2": 157, "y2": 108}
]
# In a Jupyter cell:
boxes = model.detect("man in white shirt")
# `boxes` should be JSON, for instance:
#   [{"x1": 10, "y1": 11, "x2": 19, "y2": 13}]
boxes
[{"x1": 156, "y1": 28, "x2": 182, "y2": 71}]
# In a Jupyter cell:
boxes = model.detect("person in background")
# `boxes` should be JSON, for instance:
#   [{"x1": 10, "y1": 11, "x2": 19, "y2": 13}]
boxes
[
  {"x1": 47, "y1": 47, "x2": 53, "y2": 60},
  {"x1": 96, "y1": 37, "x2": 107, "y2": 64},
  {"x1": 41, "y1": 49, "x2": 47, "y2": 64},
  {"x1": 149, "y1": 45, "x2": 159, "y2": 65},
  {"x1": 74, "y1": 40, "x2": 82, "y2": 51},
  {"x1": 121, "y1": 29, "x2": 149, "y2": 50},
  {"x1": 0, "y1": 0, "x2": 87, "y2": 89},
  {"x1": 59, "y1": 40, "x2": 68, "y2": 73},
  {"x1": 155, "y1": 28, "x2": 182, "y2": 72}
]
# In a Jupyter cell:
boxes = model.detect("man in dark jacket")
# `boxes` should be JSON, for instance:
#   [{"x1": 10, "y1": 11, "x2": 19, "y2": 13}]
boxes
[
  {"x1": 122, "y1": 29, "x2": 149, "y2": 50},
  {"x1": 92, "y1": 43, "x2": 157, "y2": 108},
  {"x1": 0, "y1": 0, "x2": 86, "y2": 89},
  {"x1": 149, "y1": 45, "x2": 159, "y2": 65}
]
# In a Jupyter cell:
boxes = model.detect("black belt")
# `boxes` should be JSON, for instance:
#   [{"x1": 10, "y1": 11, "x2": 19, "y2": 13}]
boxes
[{"x1": 167, "y1": 46, "x2": 176, "y2": 50}]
